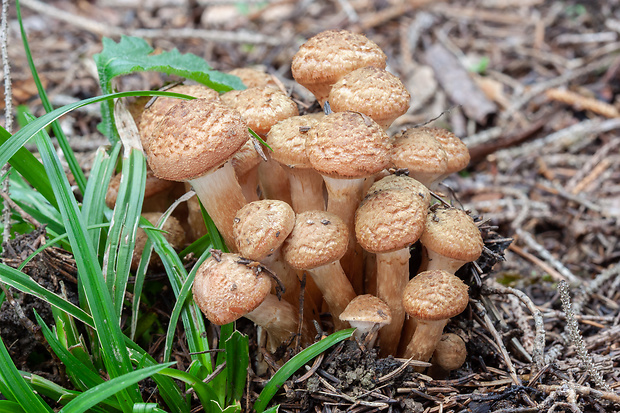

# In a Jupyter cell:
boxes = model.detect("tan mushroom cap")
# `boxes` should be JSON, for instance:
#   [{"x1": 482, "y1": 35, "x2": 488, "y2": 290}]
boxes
[
  {"x1": 420, "y1": 206, "x2": 484, "y2": 264},
  {"x1": 192, "y1": 252, "x2": 273, "y2": 325},
  {"x1": 432, "y1": 333, "x2": 467, "y2": 371},
  {"x1": 267, "y1": 115, "x2": 321, "y2": 169},
  {"x1": 139, "y1": 84, "x2": 220, "y2": 147},
  {"x1": 307, "y1": 111, "x2": 391, "y2": 179},
  {"x1": 339, "y1": 294, "x2": 392, "y2": 326},
  {"x1": 391, "y1": 128, "x2": 448, "y2": 187},
  {"x1": 233, "y1": 200, "x2": 295, "y2": 261},
  {"x1": 231, "y1": 139, "x2": 261, "y2": 177},
  {"x1": 423, "y1": 127, "x2": 470, "y2": 174},
  {"x1": 229, "y1": 67, "x2": 278, "y2": 89},
  {"x1": 355, "y1": 175, "x2": 430, "y2": 253},
  {"x1": 291, "y1": 30, "x2": 387, "y2": 105},
  {"x1": 223, "y1": 86, "x2": 299, "y2": 136},
  {"x1": 282, "y1": 210, "x2": 349, "y2": 270},
  {"x1": 403, "y1": 270, "x2": 469, "y2": 321},
  {"x1": 106, "y1": 168, "x2": 177, "y2": 209},
  {"x1": 144, "y1": 98, "x2": 249, "y2": 182},
  {"x1": 328, "y1": 66, "x2": 410, "y2": 129}
]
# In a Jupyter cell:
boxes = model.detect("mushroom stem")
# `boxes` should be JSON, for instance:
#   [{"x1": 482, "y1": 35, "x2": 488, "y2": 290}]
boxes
[
  {"x1": 322, "y1": 175, "x2": 366, "y2": 293},
  {"x1": 246, "y1": 293, "x2": 312, "y2": 350},
  {"x1": 402, "y1": 318, "x2": 448, "y2": 362},
  {"x1": 424, "y1": 249, "x2": 468, "y2": 274},
  {"x1": 308, "y1": 261, "x2": 357, "y2": 330},
  {"x1": 288, "y1": 167, "x2": 326, "y2": 212},
  {"x1": 376, "y1": 248, "x2": 410, "y2": 356},
  {"x1": 189, "y1": 161, "x2": 247, "y2": 250}
]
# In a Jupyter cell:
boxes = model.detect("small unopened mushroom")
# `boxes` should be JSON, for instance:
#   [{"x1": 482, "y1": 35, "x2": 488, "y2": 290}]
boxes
[
  {"x1": 291, "y1": 29, "x2": 387, "y2": 106},
  {"x1": 355, "y1": 174, "x2": 430, "y2": 356},
  {"x1": 420, "y1": 206, "x2": 483, "y2": 274},
  {"x1": 143, "y1": 98, "x2": 249, "y2": 250},
  {"x1": 328, "y1": 66, "x2": 410, "y2": 130},
  {"x1": 339, "y1": 294, "x2": 391, "y2": 349},
  {"x1": 282, "y1": 210, "x2": 356, "y2": 330},
  {"x1": 424, "y1": 127, "x2": 470, "y2": 180},
  {"x1": 390, "y1": 128, "x2": 448, "y2": 188},
  {"x1": 401, "y1": 270, "x2": 469, "y2": 362},
  {"x1": 429, "y1": 333, "x2": 467, "y2": 377},
  {"x1": 193, "y1": 252, "x2": 311, "y2": 350}
]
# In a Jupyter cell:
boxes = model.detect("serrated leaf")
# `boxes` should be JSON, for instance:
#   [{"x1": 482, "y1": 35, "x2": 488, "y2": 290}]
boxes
[{"x1": 94, "y1": 35, "x2": 245, "y2": 93}]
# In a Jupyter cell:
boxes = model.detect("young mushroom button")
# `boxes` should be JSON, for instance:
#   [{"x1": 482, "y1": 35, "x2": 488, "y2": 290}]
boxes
[
  {"x1": 143, "y1": 99, "x2": 249, "y2": 250},
  {"x1": 390, "y1": 128, "x2": 448, "y2": 188},
  {"x1": 339, "y1": 294, "x2": 391, "y2": 349}
]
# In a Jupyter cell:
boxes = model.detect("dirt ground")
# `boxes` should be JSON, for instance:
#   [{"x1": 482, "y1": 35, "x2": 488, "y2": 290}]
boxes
[{"x1": 1, "y1": 0, "x2": 619, "y2": 412}]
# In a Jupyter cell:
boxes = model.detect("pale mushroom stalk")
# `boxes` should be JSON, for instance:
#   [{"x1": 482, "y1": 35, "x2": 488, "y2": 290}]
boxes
[
  {"x1": 288, "y1": 167, "x2": 326, "y2": 212},
  {"x1": 402, "y1": 319, "x2": 449, "y2": 362},
  {"x1": 189, "y1": 161, "x2": 247, "y2": 249},
  {"x1": 306, "y1": 261, "x2": 356, "y2": 330}
]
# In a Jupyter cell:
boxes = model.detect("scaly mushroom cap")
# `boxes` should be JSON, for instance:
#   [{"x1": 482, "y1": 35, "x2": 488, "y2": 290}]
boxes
[
  {"x1": 328, "y1": 66, "x2": 410, "y2": 129},
  {"x1": 291, "y1": 30, "x2": 387, "y2": 105},
  {"x1": 423, "y1": 127, "x2": 470, "y2": 175},
  {"x1": 390, "y1": 128, "x2": 448, "y2": 187},
  {"x1": 403, "y1": 270, "x2": 469, "y2": 321},
  {"x1": 267, "y1": 115, "x2": 321, "y2": 169},
  {"x1": 282, "y1": 210, "x2": 349, "y2": 270},
  {"x1": 355, "y1": 175, "x2": 430, "y2": 254},
  {"x1": 231, "y1": 139, "x2": 261, "y2": 177},
  {"x1": 420, "y1": 206, "x2": 484, "y2": 264},
  {"x1": 222, "y1": 86, "x2": 299, "y2": 136},
  {"x1": 139, "y1": 84, "x2": 220, "y2": 147},
  {"x1": 229, "y1": 67, "x2": 278, "y2": 89},
  {"x1": 307, "y1": 111, "x2": 391, "y2": 179},
  {"x1": 233, "y1": 200, "x2": 295, "y2": 260},
  {"x1": 339, "y1": 294, "x2": 392, "y2": 327},
  {"x1": 433, "y1": 333, "x2": 467, "y2": 371},
  {"x1": 193, "y1": 252, "x2": 272, "y2": 325},
  {"x1": 144, "y1": 99, "x2": 249, "y2": 182}
]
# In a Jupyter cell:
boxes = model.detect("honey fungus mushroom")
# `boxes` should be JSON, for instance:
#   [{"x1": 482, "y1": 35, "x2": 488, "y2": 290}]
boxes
[
  {"x1": 339, "y1": 294, "x2": 391, "y2": 349},
  {"x1": 193, "y1": 252, "x2": 311, "y2": 350},
  {"x1": 291, "y1": 29, "x2": 387, "y2": 106},
  {"x1": 143, "y1": 98, "x2": 249, "y2": 250}
]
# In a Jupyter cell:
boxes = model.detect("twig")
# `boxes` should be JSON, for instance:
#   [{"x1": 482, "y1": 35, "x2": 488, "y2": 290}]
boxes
[
  {"x1": 573, "y1": 262, "x2": 620, "y2": 314},
  {"x1": 558, "y1": 281, "x2": 611, "y2": 392},
  {"x1": 538, "y1": 383, "x2": 620, "y2": 404},
  {"x1": 1, "y1": 0, "x2": 12, "y2": 244},
  {"x1": 19, "y1": 0, "x2": 283, "y2": 45},
  {"x1": 481, "y1": 283, "x2": 546, "y2": 372},
  {"x1": 545, "y1": 88, "x2": 620, "y2": 118},
  {"x1": 566, "y1": 138, "x2": 620, "y2": 193}
]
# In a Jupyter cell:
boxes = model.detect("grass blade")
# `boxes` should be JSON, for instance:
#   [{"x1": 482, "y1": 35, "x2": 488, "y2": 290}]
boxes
[
  {"x1": 58, "y1": 362, "x2": 175, "y2": 413},
  {"x1": 225, "y1": 331, "x2": 249, "y2": 405},
  {"x1": 253, "y1": 329, "x2": 355, "y2": 413}
]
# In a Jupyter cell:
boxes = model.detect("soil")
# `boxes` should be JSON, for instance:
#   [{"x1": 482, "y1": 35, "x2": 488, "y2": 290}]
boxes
[{"x1": 1, "y1": 0, "x2": 619, "y2": 412}]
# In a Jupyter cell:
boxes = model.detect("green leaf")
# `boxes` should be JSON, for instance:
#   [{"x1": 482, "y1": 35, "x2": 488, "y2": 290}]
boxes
[
  {"x1": 0, "y1": 401, "x2": 26, "y2": 413},
  {"x1": 253, "y1": 329, "x2": 355, "y2": 413},
  {"x1": 94, "y1": 36, "x2": 245, "y2": 94},
  {"x1": 225, "y1": 331, "x2": 249, "y2": 405},
  {"x1": 58, "y1": 362, "x2": 175, "y2": 413}
]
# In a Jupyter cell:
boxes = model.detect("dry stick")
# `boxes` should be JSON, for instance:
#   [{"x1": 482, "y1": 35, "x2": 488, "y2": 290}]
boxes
[
  {"x1": 545, "y1": 88, "x2": 620, "y2": 118},
  {"x1": 557, "y1": 281, "x2": 611, "y2": 392},
  {"x1": 538, "y1": 383, "x2": 620, "y2": 404},
  {"x1": 573, "y1": 262, "x2": 620, "y2": 315},
  {"x1": 566, "y1": 138, "x2": 620, "y2": 193},
  {"x1": 481, "y1": 284, "x2": 546, "y2": 373},
  {"x1": 1, "y1": 0, "x2": 12, "y2": 244},
  {"x1": 472, "y1": 300, "x2": 521, "y2": 386},
  {"x1": 19, "y1": 0, "x2": 282, "y2": 45}
]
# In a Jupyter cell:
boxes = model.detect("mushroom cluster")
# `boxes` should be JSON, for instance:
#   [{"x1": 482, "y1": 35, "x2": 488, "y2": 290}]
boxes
[{"x1": 123, "y1": 29, "x2": 484, "y2": 370}]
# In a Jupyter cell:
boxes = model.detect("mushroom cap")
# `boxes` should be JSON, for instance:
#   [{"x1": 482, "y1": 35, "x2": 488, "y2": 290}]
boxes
[
  {"x1": 306, "y1": 111, "x2": 391, "y2": 179},
  {"x1": 267, "y1": 114, "x2": 321, "y2": 169},
  {"x1": 403, "y1": 270, "x2": 469, "y2": 321},
  {"x1": 420, "y1": 206, "x2": 484, "y2": 263},
  {"x1": 144, "y1": 99, "x2": 249, "y2": 182},
  {"x1": 233, "y1": 200, "x2": 295, "y2": 260},
  {"x1": 231, "y1": 139, "x2": 261, "y2": 176},
  {"x1": 423, "y1": 127, "x2": 470, "y2": 174},
  {"x1": 229, "y1": 67, "x2": 279, "y2": 89},
  {"x1": 432, "y1": 333, "x2": 467, "y2": 371},
  {"x1": 281, "y1": 210, "x2": 349, "y2": 270},
  {"x1": 106, "y1": 167, "x2": 177, "y2": 209},
  {"x1": 390, "y1": 128, "x2": 448, "y2": 185},
  {"x1": 192, "y1": 252, "x2": 272, "y2": 325},
  {"x1": 222, "y1": 86, "x2": 299, "y2": 136},
  {"x1": 355, "y1": 175, "x2": 430, "y2": 253},
  {"x1": 291, "y1": 30, "x2": 387, "y2": 105},
  {"x1": 328, "y1": 66, "x2": 410, "y2": 129},
  {"x1": 139, "y1": 84, "x2": 220, "y2": 147},
  {"x1": 339, "y1": 294, "x2": 392, "y2": 326}
]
